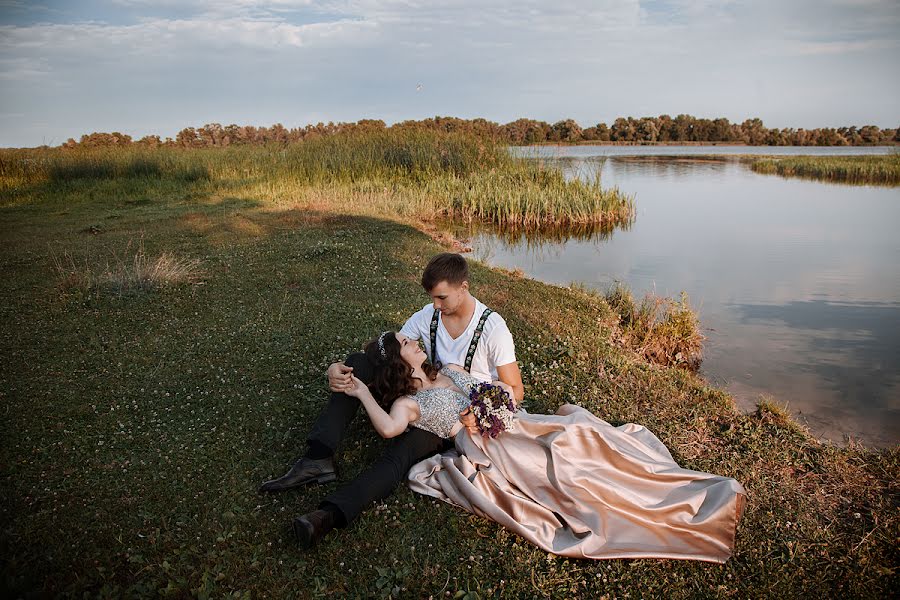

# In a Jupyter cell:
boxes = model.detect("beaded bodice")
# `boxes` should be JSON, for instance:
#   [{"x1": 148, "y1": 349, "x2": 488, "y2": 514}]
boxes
[{"x1": 410, "y1": 367, "x2": 480, "y2": 439}]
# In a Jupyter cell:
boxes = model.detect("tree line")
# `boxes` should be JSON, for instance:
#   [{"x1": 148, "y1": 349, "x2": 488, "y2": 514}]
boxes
[{"x1": 64, "y1": 115, "x2": 899, "y2": 148}]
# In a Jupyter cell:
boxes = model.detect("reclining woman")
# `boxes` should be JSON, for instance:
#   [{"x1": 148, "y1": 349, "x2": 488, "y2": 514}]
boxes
[{"x1": 345, "y1": 330, "x2": 747, "y2": 563}]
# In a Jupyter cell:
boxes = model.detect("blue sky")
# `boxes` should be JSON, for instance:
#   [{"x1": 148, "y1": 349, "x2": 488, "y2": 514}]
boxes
[{"x1": 1, "y1": 0, "x2": 898, "y2": 147}]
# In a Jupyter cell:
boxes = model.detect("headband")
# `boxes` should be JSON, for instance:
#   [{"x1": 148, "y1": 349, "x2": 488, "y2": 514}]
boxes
[{"x1": 377, "y1": 331, "x2": 390, "y2": 359}]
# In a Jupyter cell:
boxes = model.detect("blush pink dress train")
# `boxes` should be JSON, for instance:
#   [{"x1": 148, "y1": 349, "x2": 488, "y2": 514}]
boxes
[{"x1": 407, "y1": 403, "x2": 746, "y2": 563}]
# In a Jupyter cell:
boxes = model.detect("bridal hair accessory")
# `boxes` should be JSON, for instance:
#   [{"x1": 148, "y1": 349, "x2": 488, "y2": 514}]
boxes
[{"x1": 377, "y1": 331, "x2": 390, "y2": 358}]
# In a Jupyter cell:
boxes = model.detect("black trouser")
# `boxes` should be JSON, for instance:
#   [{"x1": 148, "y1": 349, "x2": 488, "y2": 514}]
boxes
[{"x1": 308, "y1": 352, "x2": 448, "y2": 526}]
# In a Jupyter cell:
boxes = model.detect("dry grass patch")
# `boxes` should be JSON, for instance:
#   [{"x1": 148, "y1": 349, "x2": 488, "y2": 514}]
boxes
[{"x1": 52, "y1": 240, "x2": 203, "y2": 295}]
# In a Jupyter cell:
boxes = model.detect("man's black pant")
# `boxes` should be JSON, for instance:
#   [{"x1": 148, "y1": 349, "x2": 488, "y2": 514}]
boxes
[{"x1": 307, "y1": 352, "x2": 448, "y2": 526}]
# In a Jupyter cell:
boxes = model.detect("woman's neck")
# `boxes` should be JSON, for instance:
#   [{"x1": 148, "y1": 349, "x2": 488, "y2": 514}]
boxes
[{"x1": 410, "y1": 365, "x2": 432, "y2": 390}]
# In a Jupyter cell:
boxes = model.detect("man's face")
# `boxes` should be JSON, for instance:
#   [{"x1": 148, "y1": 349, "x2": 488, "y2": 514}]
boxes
[{"x1": 428, "y1": 280, "x2": 468, "y2": 316}]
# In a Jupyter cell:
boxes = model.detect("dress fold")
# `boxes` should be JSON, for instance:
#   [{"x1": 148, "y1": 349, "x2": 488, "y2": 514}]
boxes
[{"x1": 408, "y1": 404, "x2": 746, "y2": 563}]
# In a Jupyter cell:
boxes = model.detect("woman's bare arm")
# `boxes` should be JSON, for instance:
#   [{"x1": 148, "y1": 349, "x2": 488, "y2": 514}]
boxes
[{"x1": 345, "y1": 376, "x2": 420, "y2": 438}]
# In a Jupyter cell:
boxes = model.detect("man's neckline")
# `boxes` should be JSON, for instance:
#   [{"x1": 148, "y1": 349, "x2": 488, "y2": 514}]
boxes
[{"x1": 438, "y1": 297, "x2": 480, "y2": 341}]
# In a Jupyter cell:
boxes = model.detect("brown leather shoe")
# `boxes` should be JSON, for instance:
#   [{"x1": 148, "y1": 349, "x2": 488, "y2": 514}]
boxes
[
  {"x1": 293, "y1": 509, "x2": 336, "y2": 549},
  {"x1": 258, "y1": 456, "x2": 336, "y2": 493}
]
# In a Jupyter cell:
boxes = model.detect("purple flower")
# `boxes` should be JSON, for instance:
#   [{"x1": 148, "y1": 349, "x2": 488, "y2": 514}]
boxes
[{"x1": 468, "y1": 383, "x2": 517, "y2": 438}]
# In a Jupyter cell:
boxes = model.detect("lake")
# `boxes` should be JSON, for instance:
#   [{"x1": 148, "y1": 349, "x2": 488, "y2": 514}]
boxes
[{"x1": 469, "y1": 145, "x2": 900, "y2": 447}]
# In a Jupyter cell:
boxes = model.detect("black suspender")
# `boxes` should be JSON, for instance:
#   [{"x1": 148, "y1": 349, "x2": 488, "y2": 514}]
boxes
[
  {"x1": 464, "y1": 308, "x2": 493, "y2": 372},
  {"x1": 429, "y1": 308, "x2": 494, "y2": 372},
  {"x1": 429, "y1": 309, "x2": 440, "y2": 366}
]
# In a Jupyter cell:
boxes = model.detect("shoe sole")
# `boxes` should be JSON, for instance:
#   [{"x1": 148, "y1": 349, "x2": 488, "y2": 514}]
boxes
[{"x1": 258, "y1": 472, "x2": 337, "y2": 493}]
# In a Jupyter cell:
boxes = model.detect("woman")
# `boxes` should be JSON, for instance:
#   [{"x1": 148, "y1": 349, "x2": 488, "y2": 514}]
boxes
[{"x1": 346, "y1": 331, "x2": 746, "y2": 563}]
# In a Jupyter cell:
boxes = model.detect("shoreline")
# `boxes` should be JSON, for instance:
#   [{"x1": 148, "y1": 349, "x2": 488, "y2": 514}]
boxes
[{"x1": 519, "y1": 140, "x2": 900, "y2": 147}]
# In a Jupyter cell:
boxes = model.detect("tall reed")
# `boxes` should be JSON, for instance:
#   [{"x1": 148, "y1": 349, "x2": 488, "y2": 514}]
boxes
[
  {"x1": 0, "y1": 131, "x2": 634, "y2": 228},
  {"x1": 749, "y1": 154, "x2": 900, "y2": 186}
]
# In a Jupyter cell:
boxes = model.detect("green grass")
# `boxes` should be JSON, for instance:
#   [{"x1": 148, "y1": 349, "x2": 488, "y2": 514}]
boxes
[
  {"x1": 0, "y1": 140, "x2": 897, "y2": 598},
  {"x1": 749, "y1": 154, "x2": 900, "y2": 186}
]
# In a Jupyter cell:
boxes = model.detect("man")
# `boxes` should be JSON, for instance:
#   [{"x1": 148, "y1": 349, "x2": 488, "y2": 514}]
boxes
[{"x1": 259, "y1": 253, "x2": 524, "y2": 548}]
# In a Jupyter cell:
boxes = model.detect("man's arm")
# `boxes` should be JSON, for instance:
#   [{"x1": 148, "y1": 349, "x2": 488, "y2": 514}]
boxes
[
  {"x1": 496, "y1": 362, "x2": 524, "y2": 403},
  {"x1": 399, "y1": 306, "x2": 426, "y2": 342}
]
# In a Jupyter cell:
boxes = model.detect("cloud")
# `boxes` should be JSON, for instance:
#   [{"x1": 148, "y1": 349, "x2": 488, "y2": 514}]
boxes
[
  {"x1": 0, "y1": 0, "x2": 898, "y2": 146},
  {"x1": 0, "y1": 16, "x2": 377, "y2": 58},
  {"x1": 791, "y1": 38, "x2": 899, "y2": 55}
]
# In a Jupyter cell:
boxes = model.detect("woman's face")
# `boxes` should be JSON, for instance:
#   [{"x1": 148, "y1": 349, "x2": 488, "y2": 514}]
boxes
[{"x1": 395, "y1": 333, "x2": 425, "y2": 368}]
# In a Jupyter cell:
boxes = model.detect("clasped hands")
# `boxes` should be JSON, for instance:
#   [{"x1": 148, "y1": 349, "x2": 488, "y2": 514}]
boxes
[{"x1": 328, "y1": 362, "x2": 367, "y2": 398}]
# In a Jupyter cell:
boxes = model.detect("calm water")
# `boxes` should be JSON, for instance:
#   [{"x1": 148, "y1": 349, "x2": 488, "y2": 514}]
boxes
[{"x1": 471, "y1": 146, "x2": 900, "y2": 447}]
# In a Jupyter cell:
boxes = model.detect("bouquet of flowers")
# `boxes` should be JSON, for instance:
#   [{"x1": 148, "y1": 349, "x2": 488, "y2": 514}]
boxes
[{"x1": 468, "y1": 382, "x2": 517, "y2": 438}]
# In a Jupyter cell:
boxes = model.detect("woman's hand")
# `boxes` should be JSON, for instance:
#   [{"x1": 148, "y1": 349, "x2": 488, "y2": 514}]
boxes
[
  {"x1": 343, "y1": 375, "x2": 369, "y2": 400},
  {"x1": 459, "y1": 406, "x2": 479, "y2": 435}
]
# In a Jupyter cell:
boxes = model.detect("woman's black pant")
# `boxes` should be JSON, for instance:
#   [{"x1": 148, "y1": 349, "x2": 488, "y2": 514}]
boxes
[{"x1": 307, "y1": 352, "x2": 448, "y2": 526}]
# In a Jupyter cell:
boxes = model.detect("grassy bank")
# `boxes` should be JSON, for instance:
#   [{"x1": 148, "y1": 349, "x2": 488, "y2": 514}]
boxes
[
  {"x1": 1, "y1": 140, "x2": 897, "y2": 598},
  {"x1": 749, "y1": 154, "x2": 900, "y2": 186},
  {"x1": 0, "y1": 130, "x2": 633, "y2": 229}
]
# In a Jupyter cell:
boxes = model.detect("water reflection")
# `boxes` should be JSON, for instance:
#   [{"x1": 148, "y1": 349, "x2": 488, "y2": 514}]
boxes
[
  {"x1": 444, "y1": 217, "x2": 626, "y2": 250},
  {"x1": 512, "y1": 144, "x2": 897, "y2": 158},
  {"x1": 470, "y1": 148, "x2": 900, "y2": 448},
  {"x1": 726, "y1": 300, "x2": 900, "y2": 447}
]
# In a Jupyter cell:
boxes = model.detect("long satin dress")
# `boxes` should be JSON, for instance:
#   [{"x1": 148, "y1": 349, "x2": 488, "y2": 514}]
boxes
[{"x1": 407, "y1": 368, "x2": 747, "y2": 563}]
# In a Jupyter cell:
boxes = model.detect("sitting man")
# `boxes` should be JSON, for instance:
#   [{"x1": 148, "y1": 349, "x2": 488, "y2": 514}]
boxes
[{"x1": 259, "y1": 252, "x2": 524, "y2": 548}]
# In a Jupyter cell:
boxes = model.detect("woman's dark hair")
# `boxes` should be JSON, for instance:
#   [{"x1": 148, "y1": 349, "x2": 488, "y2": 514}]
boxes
[
  {"x1": 421, "y1": 253, "x2": 469, "y2": 292},
  {"x1": 364, "y1": 331, "x2": 439, "y2": 407}
]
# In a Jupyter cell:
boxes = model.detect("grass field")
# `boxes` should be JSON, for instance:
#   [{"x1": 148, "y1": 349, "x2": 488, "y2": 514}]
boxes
[
  {"x1": 749, "y1": 154, "x2": 900, "y2": 186},
  {"x1": 1, "y1": 134, "x2": 897, "y2": 598}
]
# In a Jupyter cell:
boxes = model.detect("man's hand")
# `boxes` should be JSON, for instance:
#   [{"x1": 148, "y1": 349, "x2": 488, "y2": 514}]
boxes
[
  {"x1": 459, "y1": 407, "x2": 478, "y2": 435},
  {"x1": 327, "y1": 362, "x2": 354, "y2": 393}
]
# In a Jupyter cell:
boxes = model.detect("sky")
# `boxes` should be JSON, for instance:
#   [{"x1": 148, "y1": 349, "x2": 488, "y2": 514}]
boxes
[{"x1": 0, "y1": 0, "x2": 898, "y2": 147}]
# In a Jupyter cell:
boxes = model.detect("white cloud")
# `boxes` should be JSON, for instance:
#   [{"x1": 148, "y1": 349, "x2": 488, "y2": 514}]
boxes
[
  {"x1": 0, "y1": 0, "x2": 898, "y2": 146},
  {"x1": 792, "y1": 38, "x2": 899, "y2": 55}
]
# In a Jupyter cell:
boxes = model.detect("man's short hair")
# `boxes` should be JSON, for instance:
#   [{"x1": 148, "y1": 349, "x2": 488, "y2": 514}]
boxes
[{"x1": 421, "y1": 253, "x2": 469, "y2": 291}]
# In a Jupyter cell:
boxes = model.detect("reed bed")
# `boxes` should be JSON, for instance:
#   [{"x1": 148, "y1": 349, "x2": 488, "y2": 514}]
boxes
[
  {"x1": 603, "y1": 282, "x2": 704, "y2": 370},
  {"x1": 0, "y1": 131, "x2": 634, "y2": 228},
  {"x1": 749, "y1": 154, "x2": 900, "y2": 186}
]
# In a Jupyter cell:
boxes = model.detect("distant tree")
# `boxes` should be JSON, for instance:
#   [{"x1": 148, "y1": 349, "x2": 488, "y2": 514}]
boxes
[
  {"x1": 670, "y1": 115, "x2": 693, "y2": 142},
  {"x1": 60, "y1": 115, "x2": 899, "y2": 150},
  {"x1": 710, "y1": 118, "x2": 733, "y2": 142},
  {"x1": 610, "y1": 117, "x2": 636, "y2": 142},
  {"x1": 741, "y1": 118, "x2": 766, "y2": 145},
  {"x1": 765, "y1": 128, "x2": 790, "y2": 146},
  {"x1": 501, "y1": 118, "x2": 550, "y2": 144},
  {"x1": 636, "y1": 117, "x2": 659, "y2": 142},
  {"x1": 76, "y1": 131, "x2": 132, "y2": 147},
  {"x1": 656, "y1": 115, "x2": 673, "y2": 142},
  {"x1": 551, "y1": 119, "x2": 583, "y2": 142},
  {"x1": 595, "y1": 123, "x2": 610, "y2": 142},
  {"x1": 138, "y1": 135, "x2": 161, "y2": 147},
  {"x1": 175, "y1": 127, "x2": 200, "y2": 148},
  {"x1": 859, "y1": 125, "x2": 883, "y2": 144},
  {"x1": 197, "y1": 123, "x2": 225, "y2": 147}
]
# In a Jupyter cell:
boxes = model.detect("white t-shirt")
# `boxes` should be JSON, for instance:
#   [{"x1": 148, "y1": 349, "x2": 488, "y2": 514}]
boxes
[{"x1": 399, "y1": 298, "x2": 516, "y2": 383}]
